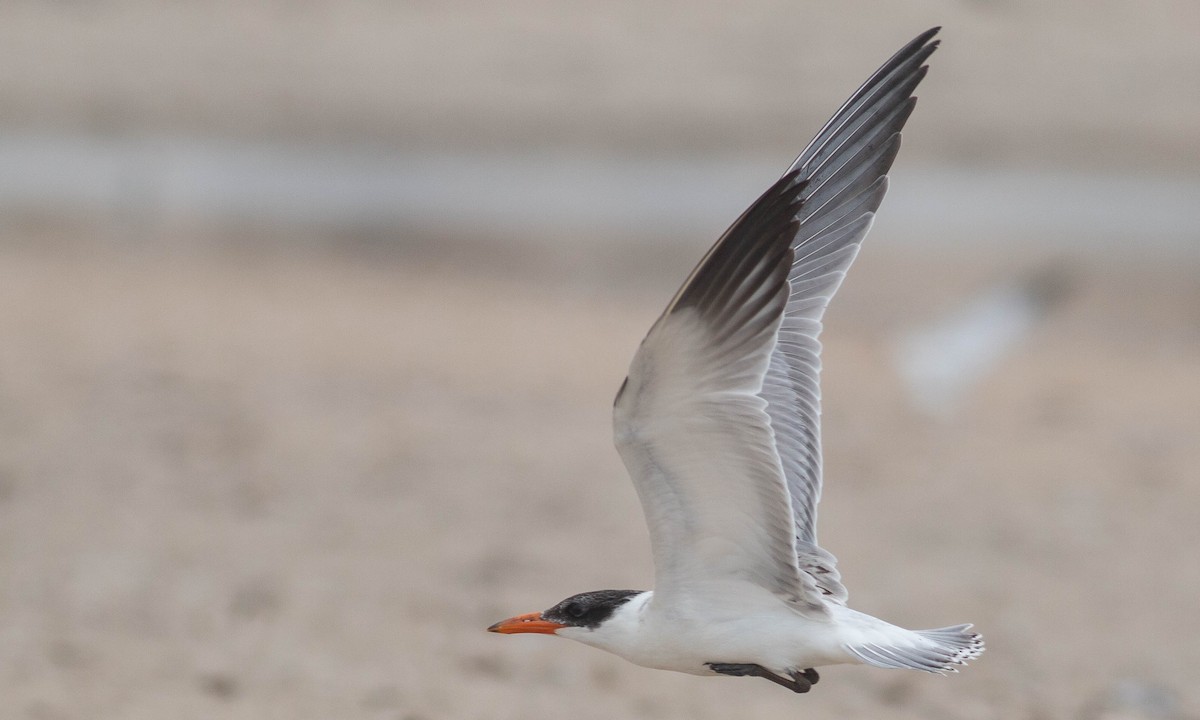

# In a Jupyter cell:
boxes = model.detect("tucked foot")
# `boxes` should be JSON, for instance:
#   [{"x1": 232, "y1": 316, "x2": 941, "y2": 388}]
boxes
[
  {"x1": 707, "y1": 662, "x2": 762, "y2": 677},
  {"x1": 706, "y1": 663, "x2": 813, "y2": 694},
  {"x1": 798, "y1": 668, "x2": 819, "y2": 685}
]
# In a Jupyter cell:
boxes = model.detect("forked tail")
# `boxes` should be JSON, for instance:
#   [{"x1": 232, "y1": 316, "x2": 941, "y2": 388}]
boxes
[{"x1": 847, "y1": 624, "x2": 984, "y2": 674}]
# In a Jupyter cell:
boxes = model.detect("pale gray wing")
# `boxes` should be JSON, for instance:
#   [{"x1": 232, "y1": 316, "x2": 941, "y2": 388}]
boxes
[
  {"x1": 765, "y1": 28, "x2": 940, "y2": 604},
  {"x1": 613, "y1": 170, "x2": 830, "y2": 612}
]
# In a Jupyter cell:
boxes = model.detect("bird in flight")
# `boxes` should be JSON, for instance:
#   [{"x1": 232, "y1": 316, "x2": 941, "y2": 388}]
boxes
[{"x1": 488, "y1": 27, "x2": 982, "y2": 694}]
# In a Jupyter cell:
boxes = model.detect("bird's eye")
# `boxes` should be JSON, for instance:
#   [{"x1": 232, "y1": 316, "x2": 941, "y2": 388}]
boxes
[{"x1": 565, "y1": 602, "x2": 586, "y2": 619}]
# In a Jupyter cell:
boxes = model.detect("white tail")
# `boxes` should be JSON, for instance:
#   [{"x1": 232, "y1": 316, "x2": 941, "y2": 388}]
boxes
[{"x1": 847, "y1": 624, "x2": 984, "y2": 674}]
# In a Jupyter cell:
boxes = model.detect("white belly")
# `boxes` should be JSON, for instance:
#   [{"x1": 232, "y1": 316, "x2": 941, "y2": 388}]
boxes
[{"x1": 569, "y1": 587, "x2": 858, "y2": 676}]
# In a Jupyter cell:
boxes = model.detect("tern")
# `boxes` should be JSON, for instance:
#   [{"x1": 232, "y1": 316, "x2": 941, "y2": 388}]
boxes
[{"x1": 488, "y1": 27, "x2": 982, "y2": 694}]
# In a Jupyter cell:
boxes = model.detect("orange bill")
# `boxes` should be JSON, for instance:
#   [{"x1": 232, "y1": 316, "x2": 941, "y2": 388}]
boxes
[{"x1": 487, "y1": 612, "x2": 566, "y2": 635}]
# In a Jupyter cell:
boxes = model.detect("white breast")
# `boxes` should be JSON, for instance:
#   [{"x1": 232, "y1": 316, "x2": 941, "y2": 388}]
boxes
[{"x1": 559, "y1": 587, "x2": 856, "y2": 676}]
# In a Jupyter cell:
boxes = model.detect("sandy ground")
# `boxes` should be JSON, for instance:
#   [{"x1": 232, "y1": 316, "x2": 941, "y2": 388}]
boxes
[
  {"x1": 0, "y1": 2, "x2": 1198, "y2": 718},
  {"x1": 1, "y1": 1, "x2": 1199, "y2": 171},
  {"x1": 0, "y1": 230, "x2": 1196, "y2": 719}
]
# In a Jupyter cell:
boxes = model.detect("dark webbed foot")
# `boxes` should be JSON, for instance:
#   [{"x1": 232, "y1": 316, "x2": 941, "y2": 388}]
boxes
[
  {"x1": 706, "y1": 663, "x2": 813, "y2": 693},
  {"x1": 798, "y1": 668, "x2": 819, "y2": 685}
]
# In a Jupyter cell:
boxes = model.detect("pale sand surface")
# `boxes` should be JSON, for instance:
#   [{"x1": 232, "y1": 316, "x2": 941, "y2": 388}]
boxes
[
  {"x1": 0, "y1": 233, "x2": 1197, "y2": 719},
  {"x1": 1, "y1": 1, "x2": 1198, "y2": 717},
  {"x1": 1, "y1": 1, "x2": 1199, "y2": 171}
]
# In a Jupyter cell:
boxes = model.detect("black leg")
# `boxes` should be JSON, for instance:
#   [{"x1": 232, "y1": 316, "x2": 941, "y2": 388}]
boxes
[
  {"x1": 706, "y1": 663, "x2": 813, "y2": 693},
  {"x1": 798, "y1": 668, "x2": 819, "y2": 685}
]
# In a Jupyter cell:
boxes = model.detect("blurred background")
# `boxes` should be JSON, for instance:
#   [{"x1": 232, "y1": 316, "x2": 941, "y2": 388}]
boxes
[{"x1": 0, "y1": 2, "x2": 1198, "y2": 719}]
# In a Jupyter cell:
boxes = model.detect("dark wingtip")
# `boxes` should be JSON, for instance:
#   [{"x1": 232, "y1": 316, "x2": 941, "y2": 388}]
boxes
[{"x1": 909, "y1": 27, "x2": 942, "y2": 59}]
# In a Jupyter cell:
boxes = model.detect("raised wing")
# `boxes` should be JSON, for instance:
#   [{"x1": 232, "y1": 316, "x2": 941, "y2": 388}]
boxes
[
  {"x1": 613, "y1": 29, "x2": 939, "y2": 612},
  {"x1": 613, "y1": 170, "x2": 821, "y2": 610},
  {"x1": 767, "y1": 27, "x2": 940, "y2": 604}
]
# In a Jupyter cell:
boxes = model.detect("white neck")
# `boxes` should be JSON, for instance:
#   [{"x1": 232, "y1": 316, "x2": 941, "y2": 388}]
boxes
[{"x1": 556, "y1": 590, "x2": 652, "y2": 658}]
